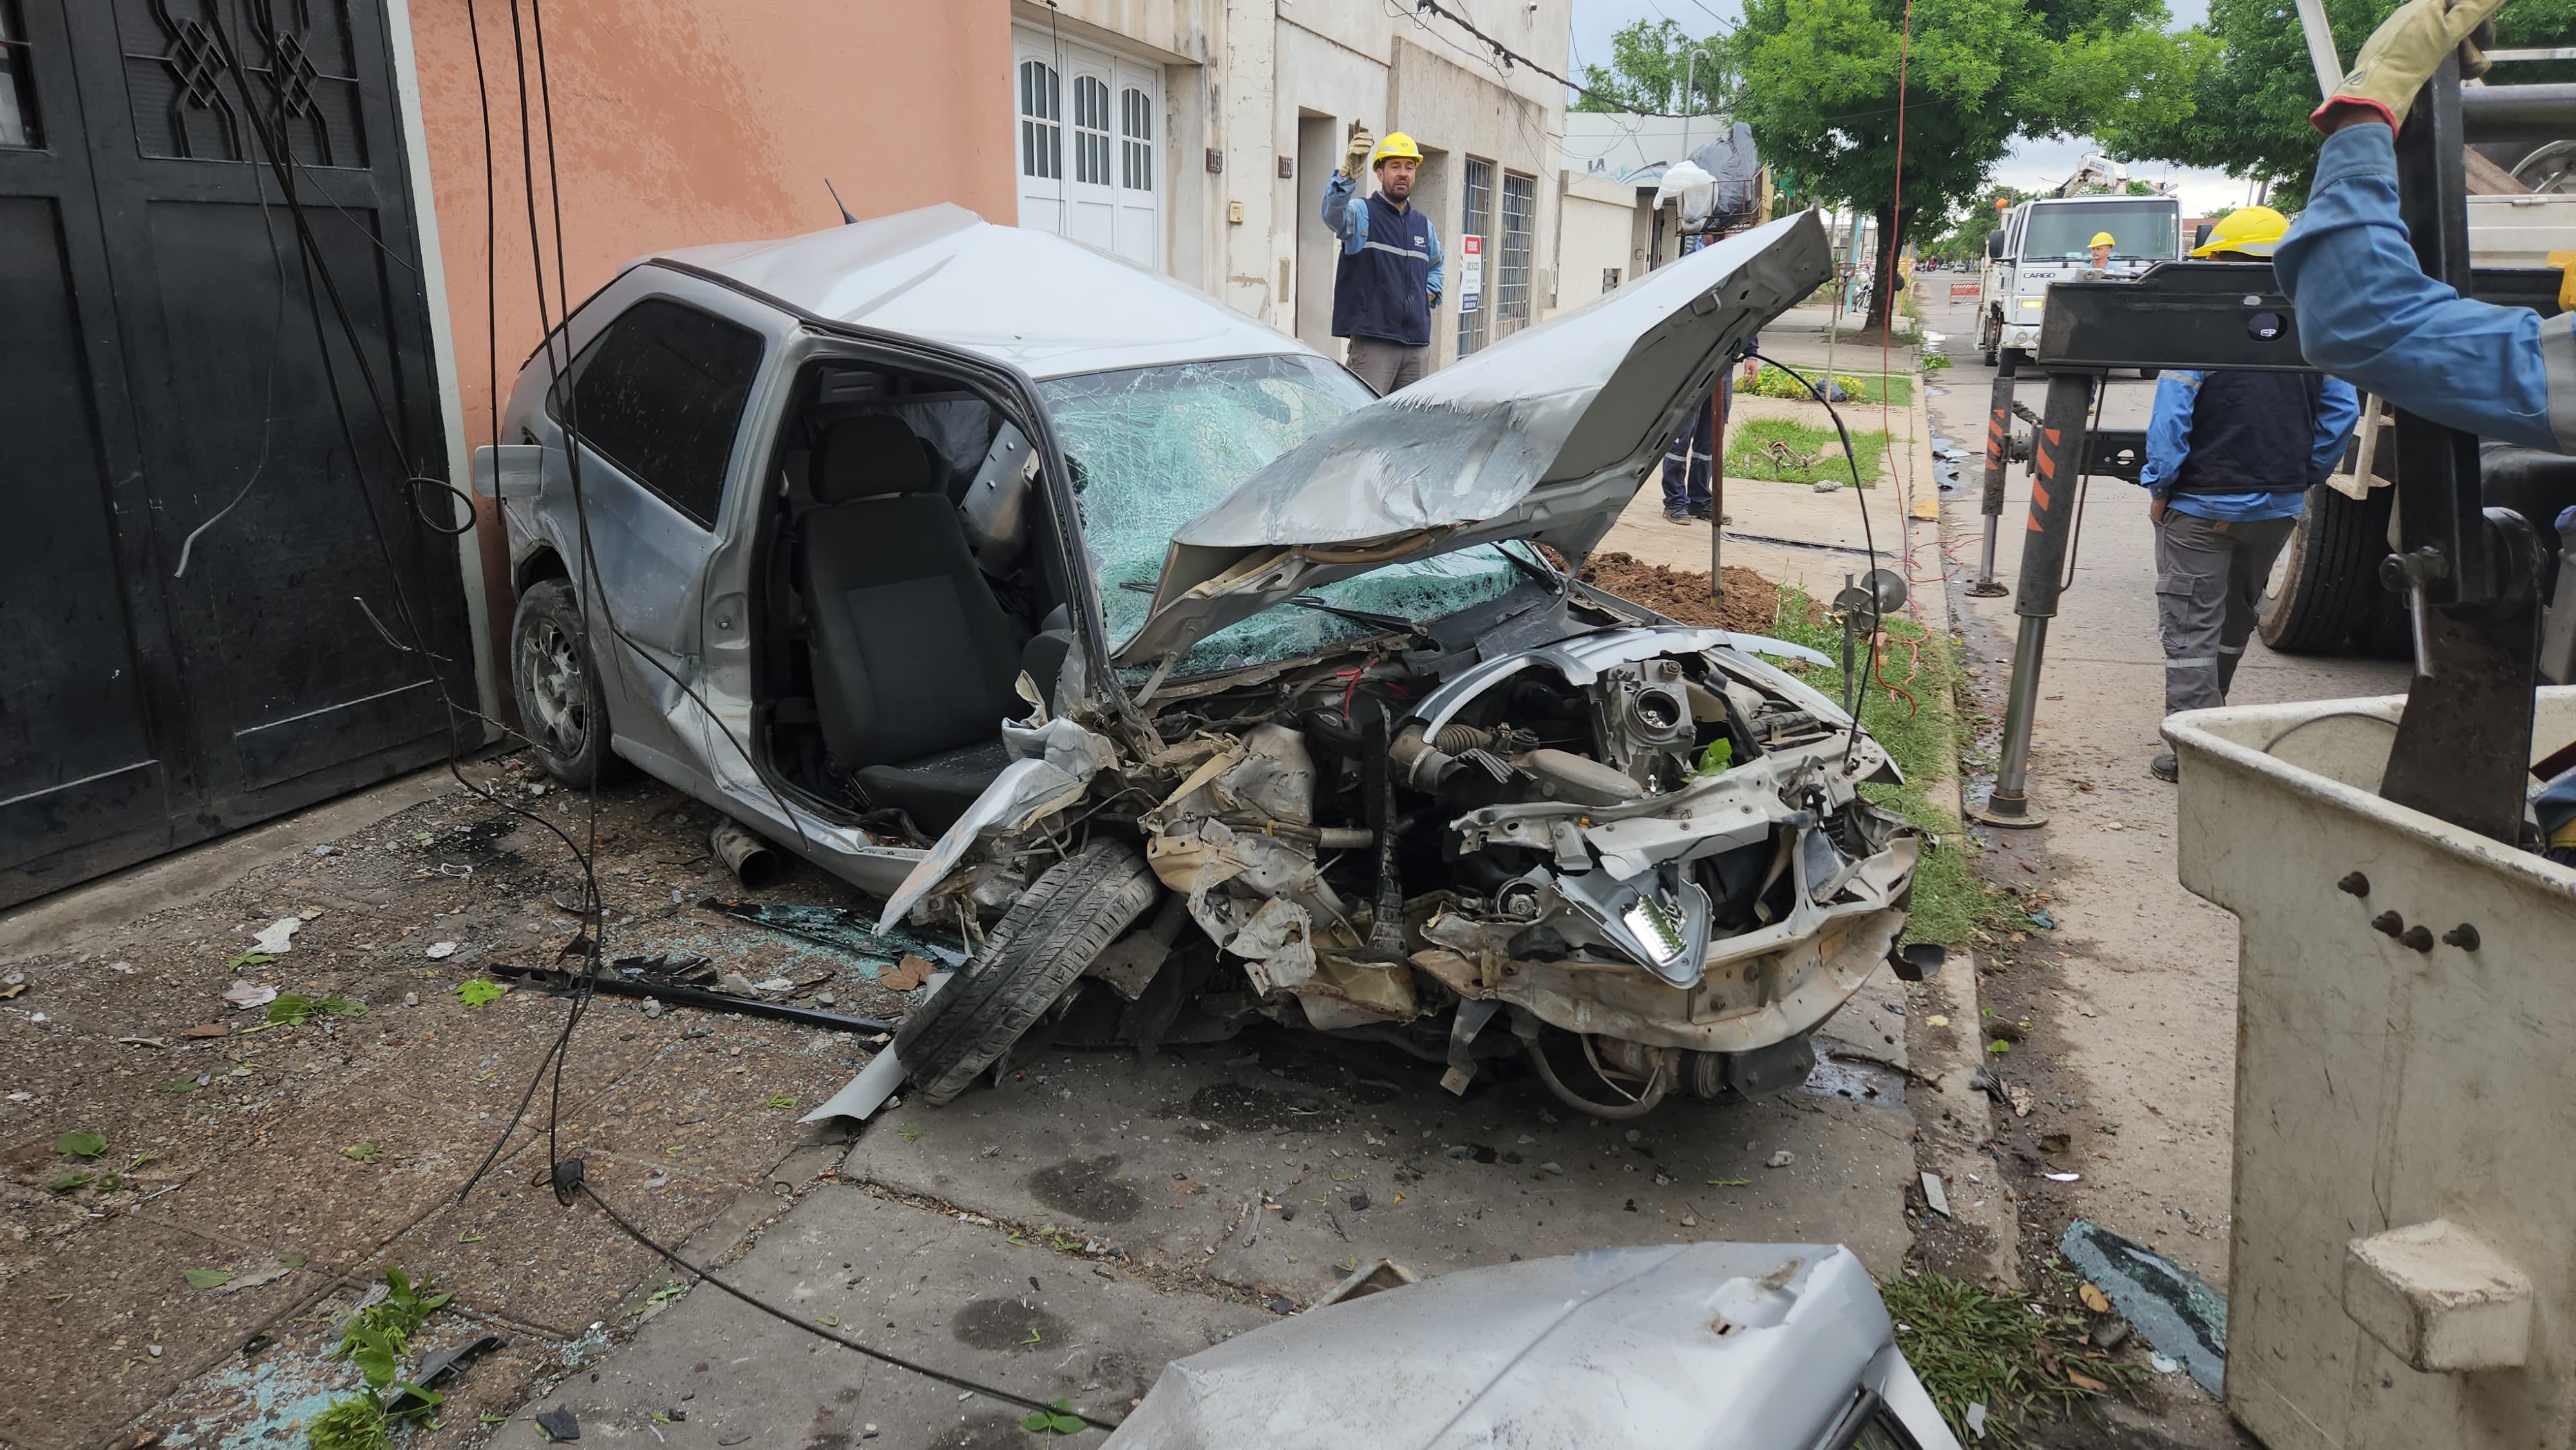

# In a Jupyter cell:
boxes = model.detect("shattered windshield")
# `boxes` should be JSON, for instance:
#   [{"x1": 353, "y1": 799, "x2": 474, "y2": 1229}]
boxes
[{"x1": 1040, "y1": 355, "x2": 1530, "y2": 677}]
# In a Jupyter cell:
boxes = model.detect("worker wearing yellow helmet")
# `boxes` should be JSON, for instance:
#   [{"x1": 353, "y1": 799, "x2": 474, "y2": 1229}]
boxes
[
  {"x1": 2134, "y1": 197, "x2": 2358, "y2": 782},
  {"x1": 1323, "y1": 126, "x2": 1445, "y2": 393},
  {"x1": 2087, "y1": 231, "x2": 2117, "y2": 272}
]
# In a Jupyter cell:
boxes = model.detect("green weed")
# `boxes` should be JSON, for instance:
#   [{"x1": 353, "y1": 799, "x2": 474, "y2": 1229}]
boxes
[
  {"x1": 1880, "y1": 1270, "x2": 2135, "y2": 1446},
  {"x1": 1728, "y1": 416, "x2": 1889, "y2": 487}
]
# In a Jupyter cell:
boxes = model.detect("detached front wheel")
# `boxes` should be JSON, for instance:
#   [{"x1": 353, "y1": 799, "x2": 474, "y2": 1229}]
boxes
[
  {"x1": 510, "y1": 578, "x2": 631, "y2": 787},
  {"x1": 894, "y1": 839, "x2": 1161, "y2": 1106}
]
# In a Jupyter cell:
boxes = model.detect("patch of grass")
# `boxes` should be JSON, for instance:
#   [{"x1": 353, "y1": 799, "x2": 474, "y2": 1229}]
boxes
[
  {"x1": 1880, "y1": 1270, "x2": 2137, "y2": 1447},
  {"x1": 1728, "y1": 416, "x2": 1889, "y2": 487},
  {"x1": 1762, "y1": 588, "x2": 2014, "y2": 948},
  {"x1": 1743, "y1": 364, "x2": 1914, "y2": 406}
]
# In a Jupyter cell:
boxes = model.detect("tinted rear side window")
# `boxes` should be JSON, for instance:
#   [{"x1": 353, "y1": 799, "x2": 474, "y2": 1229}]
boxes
[{"x1": 553, "y1": 297, "x2": 764, "y2": 527}]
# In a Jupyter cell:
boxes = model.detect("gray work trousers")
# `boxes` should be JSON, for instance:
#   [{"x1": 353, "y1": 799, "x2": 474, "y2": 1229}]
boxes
[
  {"x1": 2154, "y1": 509, "x2": 2297, "y2": 714},
  {"x1": 1345, "y1": 336, "x2": 1429, "y2": 395}
]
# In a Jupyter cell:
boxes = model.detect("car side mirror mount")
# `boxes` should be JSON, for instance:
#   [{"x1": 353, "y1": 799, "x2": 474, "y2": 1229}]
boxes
[
  {"x1": 474, "y1": 443, "x2": 545, "y2": 500},
  {"x1": 2193, "y1": 221, "x2": 2214, "y2": 251},
  {"x1": 1985, "y1": 232, "x2": 2005, "y2": 261}
]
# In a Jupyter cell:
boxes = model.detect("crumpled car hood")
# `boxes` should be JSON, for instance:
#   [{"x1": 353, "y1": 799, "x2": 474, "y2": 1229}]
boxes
[
  {"x1": 1103, "y1": 1242, "x2": 1949, "y2": 1450},
  {"x1": 1113, "y1": 210, "x2": 1833, "y2": 667}
]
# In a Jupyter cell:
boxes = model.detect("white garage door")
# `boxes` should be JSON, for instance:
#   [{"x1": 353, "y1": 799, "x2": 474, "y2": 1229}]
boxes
[{"x1": 1014, "y1": 28, "x2": 1162, "y2": 270}]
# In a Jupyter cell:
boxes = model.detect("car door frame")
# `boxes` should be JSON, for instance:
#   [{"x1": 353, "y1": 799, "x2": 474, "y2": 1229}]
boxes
[{"x1": 507, "y1": 265, "x2": 795, "y2": 795}]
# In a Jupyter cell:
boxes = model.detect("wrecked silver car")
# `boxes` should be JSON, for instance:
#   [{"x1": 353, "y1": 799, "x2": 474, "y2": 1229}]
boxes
[{"x1": 477, "y1": 203, "x2": 1917, "y2": 1119}]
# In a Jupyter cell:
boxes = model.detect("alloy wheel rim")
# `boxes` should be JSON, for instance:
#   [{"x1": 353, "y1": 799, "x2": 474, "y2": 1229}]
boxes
[{"x1": 520, "y1": 617, "x2": 589, "y2": 760}]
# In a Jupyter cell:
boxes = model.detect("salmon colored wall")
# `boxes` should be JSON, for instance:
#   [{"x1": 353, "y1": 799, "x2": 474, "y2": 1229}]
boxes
[{"x1": 403, "y1": 0, "x2": 1015, "y2": 698}]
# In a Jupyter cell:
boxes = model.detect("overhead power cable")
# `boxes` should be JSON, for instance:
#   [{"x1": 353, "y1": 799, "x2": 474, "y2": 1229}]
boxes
[{"x1": 1410, "y1": 0, "x2": 1708, "y2": 118}]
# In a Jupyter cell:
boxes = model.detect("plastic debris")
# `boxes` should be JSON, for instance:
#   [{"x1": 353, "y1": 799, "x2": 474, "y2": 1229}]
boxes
[
  {"x1": 221, "y1": 981, "x2": 277, "y2": 1011},
  {"x1": 251, "y1": 918, "x2": 301, "y2": 954},
  {"x1": 536, "y1": 1404, "x2": 582, "y2": 1440},
  {"x1": 1920, "y1": 1172, "x2": 1950, "y2": 1217},
  {"x1": 2045, "y1": 1171, "x2": 2080, "y2": 1182},
  {"x1": 1965, "y1": 1402, "x2": 1988, "y2": 1439},
  {"x1": 424, "y1": 941, "x2": 459, "y2": 959},
  {"x1": 1766, "y1": 1151, "x2": 1795, "y2": 1168},
  {"x1": 2061, "y1": 1218, "x2": 2228, "y2": 1394}
]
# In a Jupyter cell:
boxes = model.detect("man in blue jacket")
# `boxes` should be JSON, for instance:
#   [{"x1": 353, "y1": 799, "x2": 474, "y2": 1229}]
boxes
[
  {"x1": 1323, "y1": 128, "x2": 1444, "y2": 395},
  {"x1": 2139, "y1": 202, "x2": 2361, "y2": 781}
]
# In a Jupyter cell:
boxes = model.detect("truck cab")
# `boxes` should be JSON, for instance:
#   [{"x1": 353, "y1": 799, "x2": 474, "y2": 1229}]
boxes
[{"x1": 1977, "y1": 194, "x2": 2183, "y2": 364}]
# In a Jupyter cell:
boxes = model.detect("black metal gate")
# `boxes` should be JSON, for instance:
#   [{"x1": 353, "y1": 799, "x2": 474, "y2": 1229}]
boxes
[{"x1": 0, "y1": 0, "x2": 470, "y2": 908}]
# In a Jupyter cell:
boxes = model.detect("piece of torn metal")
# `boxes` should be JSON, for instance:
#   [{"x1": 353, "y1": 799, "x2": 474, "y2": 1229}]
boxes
[
  {"x1": 877, "y1": 717, "x2": 1115, "y2": 930},
  {"x1": 801, "y1": 974, "x2": 949, "y2": 1124}
]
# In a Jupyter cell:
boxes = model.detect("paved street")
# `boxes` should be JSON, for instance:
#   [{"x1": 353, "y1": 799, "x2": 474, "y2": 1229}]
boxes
[{"x1": 1917, "y1": 285, "x2": 2407, "y2": 1297}]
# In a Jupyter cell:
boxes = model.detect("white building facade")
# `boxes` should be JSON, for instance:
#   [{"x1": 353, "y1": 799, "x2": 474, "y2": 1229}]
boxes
[{"x1": 1007, "y1": 0, "x2": 1570, "y2": 372}]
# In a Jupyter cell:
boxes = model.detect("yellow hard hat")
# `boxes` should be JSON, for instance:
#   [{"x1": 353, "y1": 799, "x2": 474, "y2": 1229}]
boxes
[
  {"x1": 2088, "y1": 232, "x2": 2117, "y2": 249},
  {"x1": 2190, "y1": 205, "x2": 2290, "y2": 258},
  {"x1": 1370, "y1": 132, "x2": 1423, "y2": 167}
]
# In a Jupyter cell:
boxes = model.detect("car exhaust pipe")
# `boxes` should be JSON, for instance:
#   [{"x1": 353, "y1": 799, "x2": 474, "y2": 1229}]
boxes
[{"x1": 710, "y1": 818, "x2": 782, "y2": 890}]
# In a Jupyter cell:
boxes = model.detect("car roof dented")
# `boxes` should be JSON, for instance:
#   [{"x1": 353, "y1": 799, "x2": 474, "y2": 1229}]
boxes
[{"x1": 650, "y1": 205, "x2": 1316, "y2": 381}]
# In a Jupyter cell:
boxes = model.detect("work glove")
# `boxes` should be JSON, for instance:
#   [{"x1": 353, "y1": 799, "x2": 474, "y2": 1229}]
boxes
[
  {"x1": 1344, "y1": 124, "x2": 1374, "y2": 175},
  {"x1": 2312, "y1": 0, "x2": 2506, "y2": 133}
]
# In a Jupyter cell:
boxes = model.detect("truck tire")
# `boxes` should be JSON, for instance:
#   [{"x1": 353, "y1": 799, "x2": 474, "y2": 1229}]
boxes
[
  {"x1": 1979, "y1": 311, "x2": 1999, "y2": 366},
  {"x1": 2258, "y1": 484, "x2": 2392, "y2": 654},
  {"x1": 893, "y1": 838, "x2": 1160, "y2": 1106}
]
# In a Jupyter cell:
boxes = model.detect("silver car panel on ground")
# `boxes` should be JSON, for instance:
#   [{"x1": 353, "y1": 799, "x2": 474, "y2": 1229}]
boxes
[
  {"x1": 1104, "y1": 1242, "x2": 1962, "y2": 1450},
  {"x1": 482, "y1": 203, "x2": 1917, "y2": 1116}
]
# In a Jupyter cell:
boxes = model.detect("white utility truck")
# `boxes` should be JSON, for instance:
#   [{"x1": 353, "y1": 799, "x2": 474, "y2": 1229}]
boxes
[{"x1": 1976, "y1": 187, "x2": 2183, "y2": 365}]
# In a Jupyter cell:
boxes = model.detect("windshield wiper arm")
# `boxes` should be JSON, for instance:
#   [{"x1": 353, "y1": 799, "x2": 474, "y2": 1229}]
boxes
[{"x1": 1287, "y1": 595, "x2": 1422, "y2": 634}]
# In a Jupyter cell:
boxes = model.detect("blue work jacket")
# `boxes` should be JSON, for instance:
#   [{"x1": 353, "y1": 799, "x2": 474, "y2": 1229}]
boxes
[
  {"x1": 2273, "y1": 121, "x2": 2576, "y2": 455},
  {"x1": 1322, "y1": 172, "x2": 1444, "y2": 344},
  {"x1": 2138, "y1": 371, "x2": 2360, "y2": 522}
]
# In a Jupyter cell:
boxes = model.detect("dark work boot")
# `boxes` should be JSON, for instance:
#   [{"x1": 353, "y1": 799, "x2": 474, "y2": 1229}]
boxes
[{"x1": 2150, "y1": 752, "x2": 2178, "y2": 783}]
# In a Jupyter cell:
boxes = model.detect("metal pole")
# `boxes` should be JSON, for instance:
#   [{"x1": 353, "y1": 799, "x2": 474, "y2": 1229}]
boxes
[
  {"x1": 1710, "y1": 372, "x2": 1727, "y2": 590},
  {"x1": 1972, "y1": 370, "x2": 2098, "y2": 828},
  {"x1": 2290, "y1": 0, "x2": 2345, "y2": 102},
  {"x1": 1969, "y1": 348, "x2": 2018, "y2": 596}
]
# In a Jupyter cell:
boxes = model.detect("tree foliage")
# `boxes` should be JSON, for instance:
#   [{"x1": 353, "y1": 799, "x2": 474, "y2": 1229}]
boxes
[
  {"x1": 2103, "y1": 0, "x2": 2576, "y2": 211},
  {"x1": 1929, "y1": 187, "x2": 2036, "y2": 261},
  {"x1": 1734, "y1": 0, "x2": 2202, "y2": 323},
  {"x1": 1575, "y1": 18, "x2": 1738, "y2": 115}
]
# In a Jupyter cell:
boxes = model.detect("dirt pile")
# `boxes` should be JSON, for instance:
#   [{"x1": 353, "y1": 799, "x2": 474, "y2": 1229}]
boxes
[{"x1": 1579, "y1": 551, "x2": 1780, "y2": 634}]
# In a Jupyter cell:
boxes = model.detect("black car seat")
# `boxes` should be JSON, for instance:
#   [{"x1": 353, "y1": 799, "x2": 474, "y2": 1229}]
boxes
[{"x1": 798, "y1": 415, "x2": 1027, "y2": 831}]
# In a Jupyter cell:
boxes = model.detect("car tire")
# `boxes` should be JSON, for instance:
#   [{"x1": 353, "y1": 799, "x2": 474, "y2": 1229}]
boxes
[
  {"x1": 2258, "y1": 484, "x2": 2391, "y2": 654},
  {"x1": 1978, "y1": 312, "x2": 1998, "y2": 366},
  {"x1": 894, "y1": 838, "x2": 1160, "y2": 1106},
  {"x1": 510, "y1": 577, "x2": 632, "y2": 787}
]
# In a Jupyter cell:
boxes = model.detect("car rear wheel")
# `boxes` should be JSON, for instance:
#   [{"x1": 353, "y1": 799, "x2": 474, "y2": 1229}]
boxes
[
  {"x1": 2258, "y1": 484, "x2": 2392, "y2": 654},
  {"x1": 511, "y1": 578, "x2": 632, "y2": 787},
  {"x1": 895, "y1": 838, "x2": 1161, "y2": 1106}
]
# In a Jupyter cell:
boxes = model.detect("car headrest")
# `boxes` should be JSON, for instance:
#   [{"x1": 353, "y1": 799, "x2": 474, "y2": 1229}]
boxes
[{"x1": 812, "y1": 415, "x2": 938, "y2": 504}]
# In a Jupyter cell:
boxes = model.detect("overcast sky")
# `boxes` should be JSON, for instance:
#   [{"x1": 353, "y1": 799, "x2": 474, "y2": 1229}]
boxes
[{"x1": 1564, "y1": 0, "x2": 2262, "y2": 214}]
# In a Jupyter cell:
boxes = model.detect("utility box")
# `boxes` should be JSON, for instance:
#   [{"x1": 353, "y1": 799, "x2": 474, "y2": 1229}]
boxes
[{"x1": 2166, "y1": 689, "x2": 2576, "y2": 1449}]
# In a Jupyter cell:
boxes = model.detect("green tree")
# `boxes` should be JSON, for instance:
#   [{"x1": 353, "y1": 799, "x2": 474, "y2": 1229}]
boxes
[
  {"x1": 1734, "y1": 0, "x2": 2203, "y2": 327},
  {"x1": 2103, "y1": 0, "x2": 2576, "y2": 211},
  {"x1": 1931, "y1": 187, "x2": 2036, "y2": 261},
  {"x1": 1575, "y1": 17, "x2": 1737, "y2": 115}
]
